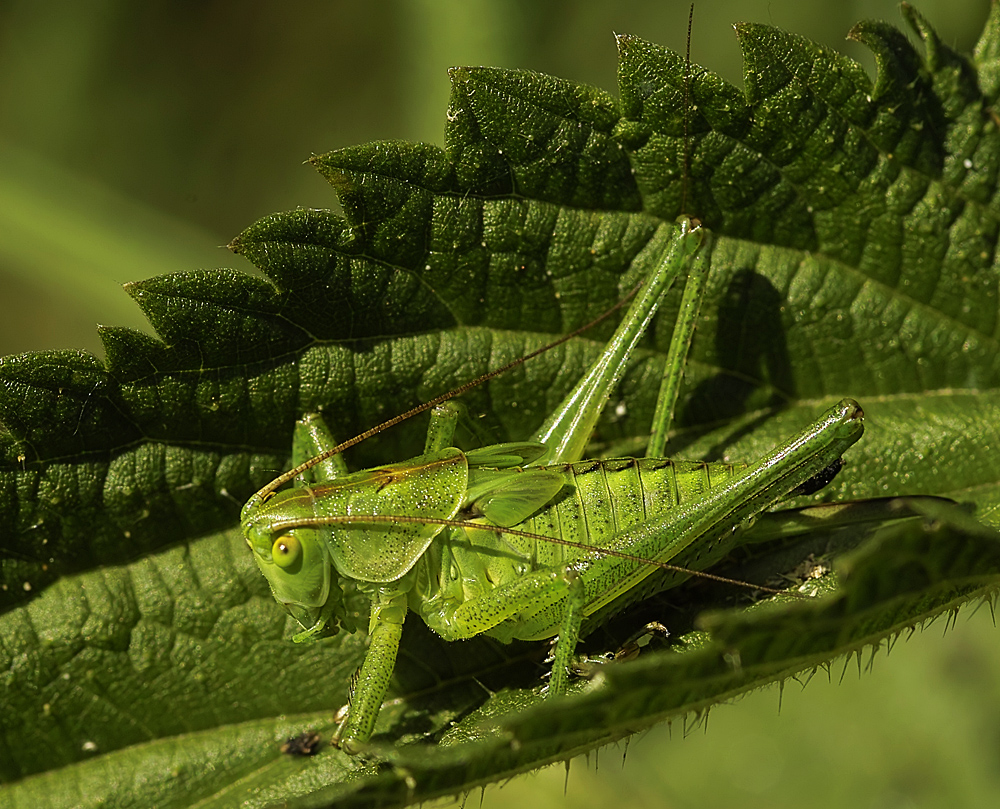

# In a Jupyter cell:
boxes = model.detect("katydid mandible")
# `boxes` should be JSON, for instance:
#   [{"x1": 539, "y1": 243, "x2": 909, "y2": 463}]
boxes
[{"x1": 240, "y1": 214, "x2": 865, "y2": 753}]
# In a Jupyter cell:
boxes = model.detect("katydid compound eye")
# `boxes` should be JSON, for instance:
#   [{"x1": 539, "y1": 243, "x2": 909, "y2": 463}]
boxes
[{"x1": 272, "y1": 535, "x2": 302, "y2": 569}]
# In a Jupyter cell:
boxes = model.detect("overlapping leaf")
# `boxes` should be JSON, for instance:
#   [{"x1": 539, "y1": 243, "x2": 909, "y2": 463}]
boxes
[{"x1": 2, "y1": 3, "x2": 1000, "y2": 807}]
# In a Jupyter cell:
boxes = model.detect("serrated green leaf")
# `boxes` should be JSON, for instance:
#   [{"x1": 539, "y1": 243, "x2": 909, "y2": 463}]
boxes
[{"x1": 3, "y1": 5, "x2": 1000, "y2": 807}]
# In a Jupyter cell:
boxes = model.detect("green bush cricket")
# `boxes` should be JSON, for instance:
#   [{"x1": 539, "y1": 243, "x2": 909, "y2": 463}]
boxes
[
  {"x1": 239, "y1": 216, "x2": 864, "y2": 753},
  {"x1": 240, "y1": 8, "x2": 867, "y2": 753}
]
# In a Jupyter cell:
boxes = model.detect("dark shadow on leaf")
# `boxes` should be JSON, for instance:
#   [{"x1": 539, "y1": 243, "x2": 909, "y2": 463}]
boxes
[
  {"x1": 674, "y1": 269, "x2": 794, "y2": 458},
  {"x1": 385, "y1": 617, "x2": 547, "y2": 744}
]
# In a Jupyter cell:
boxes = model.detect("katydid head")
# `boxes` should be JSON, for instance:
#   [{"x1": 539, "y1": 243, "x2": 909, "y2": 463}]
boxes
[{"x1": 242, "y1": 518, "x2": 345, "y2": 640}]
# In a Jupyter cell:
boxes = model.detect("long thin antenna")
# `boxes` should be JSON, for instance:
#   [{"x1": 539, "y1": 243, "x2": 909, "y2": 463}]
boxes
[
  {"x1": 272, "y1": 513, "x2": 812, "y2": 599},
  {"x1": 681, "y1": 2, "x2": 694, "y2": 217},
  {"x1": 249, "y1": 288, "x2": 641, "y2": 503}
]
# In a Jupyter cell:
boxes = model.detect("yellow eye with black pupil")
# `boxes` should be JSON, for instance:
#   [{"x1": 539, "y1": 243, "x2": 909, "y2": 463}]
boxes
[{"x1": 272, "y1": 535, "x2": 302, "y2": 569}]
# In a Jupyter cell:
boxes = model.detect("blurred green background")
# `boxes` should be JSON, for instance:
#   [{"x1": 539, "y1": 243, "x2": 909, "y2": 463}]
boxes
[{"x1": 1, "y1": 1, "x2": 997, "y2": 806}]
